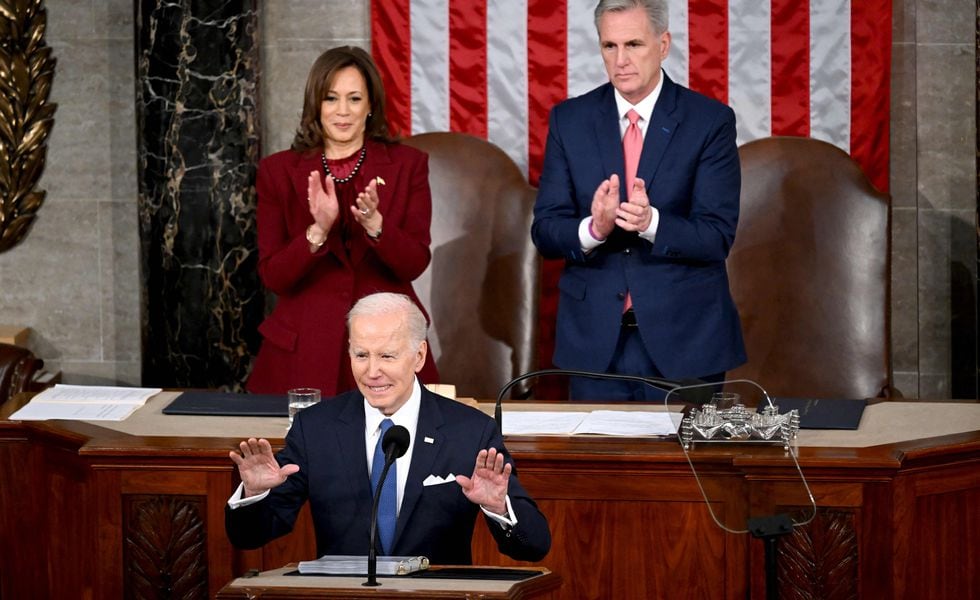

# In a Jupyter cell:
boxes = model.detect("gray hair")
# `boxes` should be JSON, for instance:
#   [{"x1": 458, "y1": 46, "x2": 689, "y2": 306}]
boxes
[
  {"x1": 347, "y1": 292, "x2": 428, "y2": 349},
  {"x1": 594, "y1": 0, "x2": 669, "y2": 35}
]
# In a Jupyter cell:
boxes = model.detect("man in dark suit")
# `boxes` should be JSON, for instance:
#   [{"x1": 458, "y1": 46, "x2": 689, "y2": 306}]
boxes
[
  {"x1": 226, "y1": 293, "x2": 550, "y2": 564},
  {"x1": 532, "y1": 0, "x2": 746, "y2": 400}
]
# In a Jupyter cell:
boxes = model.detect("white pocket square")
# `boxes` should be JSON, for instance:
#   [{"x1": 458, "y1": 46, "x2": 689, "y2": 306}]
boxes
[{"x1": 422, "y1": 473, "x2": 456, "y2": 487}]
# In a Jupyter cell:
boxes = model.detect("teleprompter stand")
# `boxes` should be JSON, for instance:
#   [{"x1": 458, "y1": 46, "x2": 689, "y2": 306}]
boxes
[{"x1": 747, "y1": 514, "x2": 795, "y2": 600}]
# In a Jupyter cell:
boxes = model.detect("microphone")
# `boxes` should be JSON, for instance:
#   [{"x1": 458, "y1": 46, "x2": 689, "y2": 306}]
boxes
[
  {"x1": 364, "y1": 424, "x2": 410, "y2": 587},
  {"x1": 494, "y1": 368, "x2": 714, "y2": 430}
]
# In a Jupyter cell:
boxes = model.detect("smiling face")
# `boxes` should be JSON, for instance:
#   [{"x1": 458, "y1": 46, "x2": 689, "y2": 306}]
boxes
[
  {"x1": 319, "y1": 65, "x2": 370, "y2": 155},
  {"x1": 598, "y1": 6, "x2": 671, "y2": 104},
  {"x1": 348, "y1": 309, "x2": 427, "y2": 415}
]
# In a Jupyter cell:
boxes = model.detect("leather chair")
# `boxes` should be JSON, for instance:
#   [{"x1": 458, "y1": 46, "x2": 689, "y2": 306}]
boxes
[
  {"x1": 726, "y1": 136, "x2": 894, "y2": 398},
  {"x1": 404, "y1": 132, "x2": 539, "y2": 399},
  {"x1": 0, "y1": 343, "x2": 43, "y2": 406}
]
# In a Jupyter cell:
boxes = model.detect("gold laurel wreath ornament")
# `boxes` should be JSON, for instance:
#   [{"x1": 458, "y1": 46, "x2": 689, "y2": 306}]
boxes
[{"x1": 0, "y1": 0, "x2": 56, "y2": 253}]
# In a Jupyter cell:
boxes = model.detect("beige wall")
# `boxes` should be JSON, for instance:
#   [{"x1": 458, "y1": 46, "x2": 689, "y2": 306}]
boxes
[
  {"x1": 0, "y1": 0, "x2": 139, "y2": 384},
  {"x1": 0, "y1": 0, "x2": 975, "y2": 398}
]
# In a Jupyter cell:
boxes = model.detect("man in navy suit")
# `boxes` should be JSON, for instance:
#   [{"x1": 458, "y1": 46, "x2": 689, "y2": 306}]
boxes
[
  {"x1": 532, "y1": 0, "x2": 746, "y2": 400},
  {"x1": 225, "y1": 293, "x2": 550, "y2": 564}
]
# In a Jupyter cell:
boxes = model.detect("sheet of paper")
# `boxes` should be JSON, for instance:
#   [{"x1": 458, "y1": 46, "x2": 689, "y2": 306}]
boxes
[
  {"x1": 572, "y1": 410, "x2": 683, "y2": 436},
  {"x1": 501, "y1": 411, "x2": 589, "y2": 435},
  {"x1": 29, "y1": 384, "x2": 162, "y2": 405},
  {"x1": 9, "y1": 384, "x2": 162, "y2": 421},
  {"x1": 10, "y1": 400, "x2": 141, "y2": 421}
]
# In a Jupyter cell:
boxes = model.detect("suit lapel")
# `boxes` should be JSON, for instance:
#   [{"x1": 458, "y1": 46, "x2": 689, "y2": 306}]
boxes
[
  {"x1": 637, "y1": 75, "x2": 679, "y2": 200},
  {"x1": 393, "y1": 390, "x2": 445, "y2": 547},
  {"x1": 592, "y1": 85, "x2": 626, "y2": 201},
  {"x1": 334, "y1": 392, "x2": 371, "y2": 503}
]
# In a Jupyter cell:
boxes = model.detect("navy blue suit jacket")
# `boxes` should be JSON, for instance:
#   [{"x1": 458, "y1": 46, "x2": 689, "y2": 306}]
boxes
[
  {"x1": 532, "y1": 76, "x2": 746, "y2": 379},
  {"x1": 225, "y1": 388, "x2": 551, "y2": 565}
]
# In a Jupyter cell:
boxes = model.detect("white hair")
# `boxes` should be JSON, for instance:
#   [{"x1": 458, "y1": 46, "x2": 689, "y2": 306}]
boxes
[{"x1": 347, "y1": 292, "x2": 427, "y2": 348}]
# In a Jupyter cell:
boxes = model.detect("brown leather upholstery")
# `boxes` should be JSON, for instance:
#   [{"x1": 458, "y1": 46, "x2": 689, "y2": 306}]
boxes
[
  {"x1": 0, "y1": 343, "x2": 43, "y2": 406},
  {"x1": 726, "y1": 137, "x2": 893, "y2": 398},
  {"x1": 404, "y1": 132, "x2": 539, "y2": 399}
]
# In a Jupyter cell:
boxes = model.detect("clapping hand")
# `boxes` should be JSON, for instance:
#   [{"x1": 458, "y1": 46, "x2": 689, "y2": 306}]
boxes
[
  {"x1": 616, "y1": 177, "x2": 652, "y2": 232},
  {"x1": 307, "y1": 171, "x2": 340, "y2": 242},
  {"x1": 351, "y1": 178, "x2": 383, "y2": 237},
  {"x1": 590, "y1": 174, "x2": 621, "y2": 239}
]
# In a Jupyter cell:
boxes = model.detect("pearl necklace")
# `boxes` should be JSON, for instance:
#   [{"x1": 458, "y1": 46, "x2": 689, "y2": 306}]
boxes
[{"x1": 321, "y1": 146, "x2": 366, "y2": 184}]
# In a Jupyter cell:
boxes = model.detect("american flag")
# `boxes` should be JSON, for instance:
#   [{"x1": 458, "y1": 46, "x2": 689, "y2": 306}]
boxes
[{"x1": 371, "y1": 0, "x2": 892, "y2": 369}]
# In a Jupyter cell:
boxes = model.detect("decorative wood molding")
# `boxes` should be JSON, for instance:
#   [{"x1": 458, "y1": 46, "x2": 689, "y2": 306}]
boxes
[
  {"x1": 779, "y1": 509, "x2": 859, "y2": 600},
  {"x1": 0, "y1": 0, "x2": 56, "y2": 253},
  {"x1": 123, "y1": 494, "x2": 209, "y2": 600}
]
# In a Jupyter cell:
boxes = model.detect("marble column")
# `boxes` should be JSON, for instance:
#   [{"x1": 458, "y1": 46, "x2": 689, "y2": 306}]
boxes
[{"x1": 135, "y1": 1, "x2": 261, "y2": 390}]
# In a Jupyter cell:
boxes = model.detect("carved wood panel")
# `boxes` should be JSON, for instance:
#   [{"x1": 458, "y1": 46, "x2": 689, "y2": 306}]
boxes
[
  {"x1": 778, "y1": 508, "x2": 858, "y2": 600},
  {"x1": 123, "y1": 494, "x2": 208, "y2": 600}
]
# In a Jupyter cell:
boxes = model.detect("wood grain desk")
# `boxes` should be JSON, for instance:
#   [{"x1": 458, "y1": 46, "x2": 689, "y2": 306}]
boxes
[
  {"x1": 1, "y1": 393, "x2": 978, "y2": 599},
  {"x1": 216, "y1": 565, "x2": 559, "y2": 599}
]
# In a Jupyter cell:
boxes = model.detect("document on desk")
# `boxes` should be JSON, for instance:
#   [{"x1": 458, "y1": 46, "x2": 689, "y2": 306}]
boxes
[
  {"x1": 9, "y1": 384, "x2": 162, "y2": 421},
  {"x1": 501, "y1": 411, "x2": 591, "y2": 435},
  {"x1": 572, "y1": 410, "x2": 682, "y2": 436},
  {"x1": 501, "y1": 410, "x2": 682, "y2": 436}
]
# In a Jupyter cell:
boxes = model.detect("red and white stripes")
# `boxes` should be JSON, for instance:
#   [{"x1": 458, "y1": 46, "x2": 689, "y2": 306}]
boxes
[{"x1": 372, "y1": 0, "x2": 891, "y2": 191}]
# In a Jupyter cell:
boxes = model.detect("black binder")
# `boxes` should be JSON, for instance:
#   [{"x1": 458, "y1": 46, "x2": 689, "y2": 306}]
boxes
[
  {"x1": 768, "y1": 397, "x2": 867, "y2": 430},
  {"x1": 162, "y1": 391, "x2": 289, "y2": 417}
]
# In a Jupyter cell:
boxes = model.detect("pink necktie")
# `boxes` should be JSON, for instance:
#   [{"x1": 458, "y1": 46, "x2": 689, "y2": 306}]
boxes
[
  {"x1": 623, "y1": 109, "x2": 642, "y2": 200},
  {"x1": 622, "y1": 109, "x2": 642, "y2": 312}
]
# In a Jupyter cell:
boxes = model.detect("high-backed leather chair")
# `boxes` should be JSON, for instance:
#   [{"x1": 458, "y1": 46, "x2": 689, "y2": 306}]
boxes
[
  {"x1": 404, "y1": 132, "x2": 539, "y2": 399},
  {"x1": 0, "y1": 343, "x2": 43, "y2": 406},
  {"x1": 726, "y1": 137, "x2": 893, "y2": 398}
]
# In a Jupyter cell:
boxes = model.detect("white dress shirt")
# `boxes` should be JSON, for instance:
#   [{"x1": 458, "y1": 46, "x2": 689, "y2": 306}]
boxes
[{"x1": 580, "y1": 70, "x2": 666, "y2": 251}]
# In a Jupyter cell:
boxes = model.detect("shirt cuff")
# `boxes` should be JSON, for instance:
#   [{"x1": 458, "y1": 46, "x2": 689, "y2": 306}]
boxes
[
  {"x1": 579, "y1": 217, "x2": 606, "y2": 252},
  {"x1": 638, "y1": 206, "x2": 660, "y2": 243},
  {"x1": 227, "y1": 482, "x2": 270, "y2": 509},
  {"x1": 481, "y1": 494, "x2": 518, "y2": 529}
]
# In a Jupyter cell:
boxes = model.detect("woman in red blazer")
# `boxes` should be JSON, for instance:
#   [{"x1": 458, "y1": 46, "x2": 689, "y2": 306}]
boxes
[{"x1": 247, "y1": 46, "x2": 438, "y2": 394}]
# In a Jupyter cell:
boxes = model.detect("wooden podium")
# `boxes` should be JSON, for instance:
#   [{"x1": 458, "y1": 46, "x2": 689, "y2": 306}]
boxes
[
  {"x1": 2, "y1": 393, "x2": 979, "y2": 599},
  {"x1": 216, "y1": 565, "x2": 560, "y2": 599}
]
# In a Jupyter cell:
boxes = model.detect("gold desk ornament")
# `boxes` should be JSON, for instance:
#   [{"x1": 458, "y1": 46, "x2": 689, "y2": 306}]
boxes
[{"x1": 0, "y1": 0, "x2": 57, "y2": 253}]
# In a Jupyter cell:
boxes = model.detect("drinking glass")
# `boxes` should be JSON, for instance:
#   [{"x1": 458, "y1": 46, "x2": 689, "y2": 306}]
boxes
[{"x1": 287, "y1": 387, "x2": 320, "y2": 430}]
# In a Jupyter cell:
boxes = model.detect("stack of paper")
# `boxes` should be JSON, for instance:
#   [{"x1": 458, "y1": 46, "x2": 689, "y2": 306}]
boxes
[
  {"x1": 9, "y1": 384, "x2": 162, "y2": 421},
  {"x1": 502, "y1": 410, "x2": 683, "y2": 436},
  {"x1": 297, "y1": 555, "x2": 429, "y2": 576}
]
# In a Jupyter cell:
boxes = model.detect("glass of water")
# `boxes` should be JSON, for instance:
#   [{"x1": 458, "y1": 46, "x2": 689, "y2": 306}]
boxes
[
  {"x1": 287, "y1": 387, "x2": 320, "y2": 430},
  {"x1": 710, "y1": 391, "x2": 740, "y2": 409}
]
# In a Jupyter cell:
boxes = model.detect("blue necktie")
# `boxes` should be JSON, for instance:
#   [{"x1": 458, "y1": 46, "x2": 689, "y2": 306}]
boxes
[{"x1": 370, "y1": 418, "x2": 397, "y2": 555}]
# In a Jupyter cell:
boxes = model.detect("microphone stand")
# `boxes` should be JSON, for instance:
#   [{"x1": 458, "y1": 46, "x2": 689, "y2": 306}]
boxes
[{"x1": 363, "y1": 457, "x2": 396, "y2": 587}]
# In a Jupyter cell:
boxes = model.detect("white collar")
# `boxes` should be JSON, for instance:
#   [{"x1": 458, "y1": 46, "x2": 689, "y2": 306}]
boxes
[
  {"x1": 363, "y1": 378, "x2": 422, "y2": 434},
  {"x1": 613, "y1": 69, "x2": 664, "y2": 124}
]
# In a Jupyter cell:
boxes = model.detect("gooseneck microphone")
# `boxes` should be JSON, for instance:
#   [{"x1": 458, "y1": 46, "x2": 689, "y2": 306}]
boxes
[
  {"x1": 494, "y1": 368, "x2": 713, "y2": 429},
  {"x1": 364, "y1": 424, "x2": 410, "y2": 587}
]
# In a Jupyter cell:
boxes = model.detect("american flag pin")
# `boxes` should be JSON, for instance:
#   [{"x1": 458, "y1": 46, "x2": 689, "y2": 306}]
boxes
[
  {"x1": 424, "y1": 436, "x2": 434, "y2": 444},
  {"x1": 375, "y1": 176, "x2": 386, "y2": 186}
]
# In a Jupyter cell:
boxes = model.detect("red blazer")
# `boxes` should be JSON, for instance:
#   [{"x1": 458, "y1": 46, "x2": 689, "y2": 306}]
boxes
[{"x1": 247, "y1": 140, "x2": 439, "y2": 394}]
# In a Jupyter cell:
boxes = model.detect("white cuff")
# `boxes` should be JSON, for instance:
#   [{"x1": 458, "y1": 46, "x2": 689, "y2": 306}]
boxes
[
  {"x1": 579, "y1": 217, "x2": 606, "y2": 252},
  {"x1": 638, "y1": 206, "x2": 660, "y2": 242},
  {"x1": 227, "y1": 482, "x2": 270, "y2": 509},
  {"x1": 481, "y1": 494, "x2": 518, "y2": 529}
]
